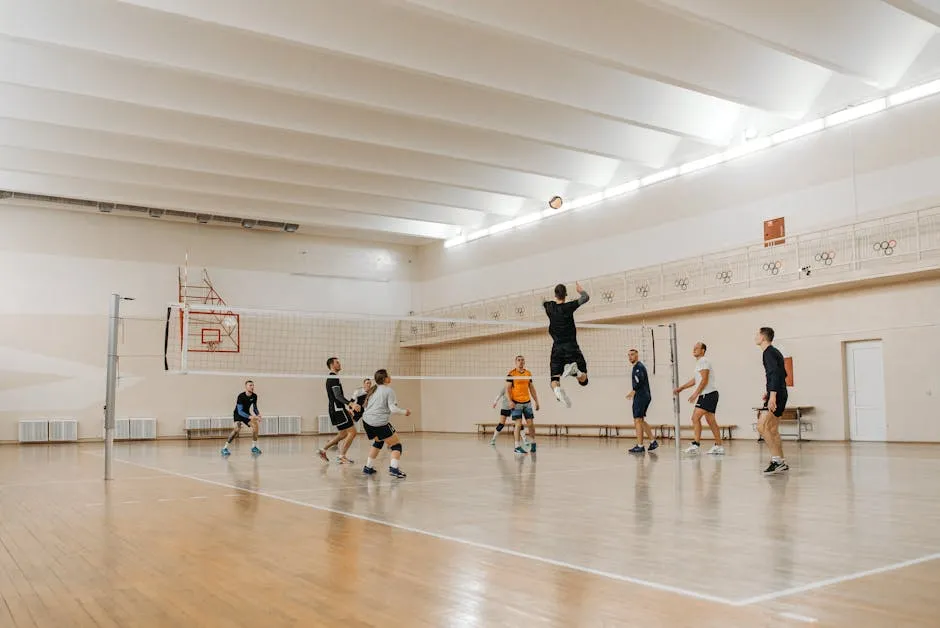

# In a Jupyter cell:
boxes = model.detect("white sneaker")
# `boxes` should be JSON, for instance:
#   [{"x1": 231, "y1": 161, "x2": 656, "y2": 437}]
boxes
[
  {"x1": 554, "y1": 386, "x2": 572, "y2": 408},
  {"x1": 489, "y1": 437, "x2": 497, "y2": 446},
  {"x1": 562, "y1": 362, "x2": 578, "y2": 379},
  {"x1": 708, "y1": 445, "x2": 725, "y2": 455},
  {"x1": 684, "y1": 443, "x2": 700, "y2": 454}
]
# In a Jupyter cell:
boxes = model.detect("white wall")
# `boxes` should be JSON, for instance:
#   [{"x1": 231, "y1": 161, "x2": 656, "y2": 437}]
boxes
[
  {"x1": 416, "y1": 94, "x2": 940, "y2": 310},
  {"x1": 0, "y1": 205, "x2": 420, "y2": 441}
]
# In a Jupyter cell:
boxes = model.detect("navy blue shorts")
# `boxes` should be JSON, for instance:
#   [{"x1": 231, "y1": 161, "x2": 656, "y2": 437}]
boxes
[{"x1": 632, "y1": 396, "x2": 651, "y2": 419}]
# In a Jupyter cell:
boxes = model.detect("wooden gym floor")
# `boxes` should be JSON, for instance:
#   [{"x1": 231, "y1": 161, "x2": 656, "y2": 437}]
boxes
[{"x1": 1, "y1": 434, "x2": 938, "y2": 627}]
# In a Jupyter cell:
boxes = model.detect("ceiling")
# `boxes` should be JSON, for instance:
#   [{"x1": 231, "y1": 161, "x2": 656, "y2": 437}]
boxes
[{"x1": 2, "y1": 0, "x2": 940, "y2": 245}]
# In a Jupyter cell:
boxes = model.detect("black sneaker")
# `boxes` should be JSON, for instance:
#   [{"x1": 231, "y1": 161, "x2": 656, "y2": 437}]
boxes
[
  {"x1": 388, "y1": 467, "x2": 407, "y2": 479},
  {"x1": 628, "y1": 445, "x2": 645, "y2": 454},
  {"x1": 648, "y1": 440, "x2": 659, "y2": 451},
  {"x1": 763, "y1": 460, "x2": 789, "y2": 474}
]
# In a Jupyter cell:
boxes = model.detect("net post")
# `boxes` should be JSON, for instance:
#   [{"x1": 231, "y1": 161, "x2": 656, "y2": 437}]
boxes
[
  {"x1": 104, "y1": 293, "x2": 120, "y2": 481},
  {"x1": 180, "y1": 303, "x2": 190, "y2": 374},
  {"x1": 668, "y1": 322, "x2": 681, "y2": 448}
]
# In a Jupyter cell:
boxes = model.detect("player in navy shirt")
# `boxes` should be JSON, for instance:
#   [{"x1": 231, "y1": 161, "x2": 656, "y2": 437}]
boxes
[
  {"x1": 222, "y1": 380, "x2": 262, "y2": 456},
  {"x1": 626, "y1": 349, "x2": 658, "y2": 454},
  {"x1": 756, "y1": 327, "x2": 788, "y2": 474}
]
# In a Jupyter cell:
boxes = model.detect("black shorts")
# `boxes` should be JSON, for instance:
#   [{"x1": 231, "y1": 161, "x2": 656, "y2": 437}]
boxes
[
  {"x1": 695, "y1": 391, "x2": 720, "y2": 414},
  {"x1": 762, "y1": 391, "x2": 788, "y2": 418},
  {"x1": 499, "y1": 408, "x2": 511, "y2": 418},
  {"x1": 632, "y1": 396, "x2": 651, "y2": 419},
  {"x1": 329, "y1": 406, "x2": 354, "y2": 431},
  {"x1": 550, "y1": 344, "x2": 587, "y2": 381},
  {"x1": 233, "y1": 415, "x2": 251, "y2": 427},
  {"x1": 363, "y1": 422, "x2": 396, "y2": 441}
]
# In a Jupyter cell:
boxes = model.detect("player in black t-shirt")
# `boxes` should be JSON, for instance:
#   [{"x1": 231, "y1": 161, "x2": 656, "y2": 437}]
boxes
[
  {"x1": 317, "y1": 357, "x2": 360, "y2": 464},
  {"x1": 543, "y1": 282, "x2": 590, "y2": 408},
  {"x1": 222, "y1": 380, "x2": 262, "y2": 456},
  {"x1": 756, "y1": 327, "x2": 789, "y2": 474},
  {"x1": 351, "y1": 378, "x2": 372, "y2": 422}
]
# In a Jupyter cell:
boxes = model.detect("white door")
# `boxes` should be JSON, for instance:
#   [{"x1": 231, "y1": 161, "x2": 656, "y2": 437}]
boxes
[{"x1": 845, "y1": 340, "x2": 887, "y2": 441}]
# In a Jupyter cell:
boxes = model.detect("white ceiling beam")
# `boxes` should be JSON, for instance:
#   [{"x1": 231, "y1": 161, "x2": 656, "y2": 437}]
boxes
[
  {"x1": 0, "y1": 146, "x2": 481, "y2": 227},
  {"x1": 0, "y1": 84, "x2": 563, "y2": 205},
  {"x1": 0, "y1": 0, "x2": 680, "y2": 166},
  {"x1": 0, "y1": 171, "x2": 459, "y2": 240},
  {"x1": 648, "y1": 0, "x2": 935, "y2": 89},
  {"x1": 881, "y1": 0, "x2": 940, "y2": 28},
  {"x1": 0, "y1": 39, "x2": 622, "y2": 188},
  {"x1": 114, "y1": 0, "x2": 743, "y2": 145},
  {"x1": 0, "y1": 118, "x2": 519, "y2": 217},
  {"x1": 395, "y1": 0, "x2": 832, "y2": 117}
]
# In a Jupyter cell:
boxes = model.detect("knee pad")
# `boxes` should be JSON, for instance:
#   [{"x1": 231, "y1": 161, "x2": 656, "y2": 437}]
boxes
[
  {"x1": 390, "y1": 443, "x2": 403, "y2": 453},
  {"x1": 578, "y1": 377, "x2": 589, "y2": 387},
  {"x1": 551, "y1": 376, "x2": 560, "y2": 383},
  {"x1": 372, "y1": 440, "x2": 385, "y2": 450}
]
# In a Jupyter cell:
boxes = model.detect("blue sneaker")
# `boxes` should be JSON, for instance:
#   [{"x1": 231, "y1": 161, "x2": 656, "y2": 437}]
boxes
[
  {"x1": 389, "y1": 467, "x2": 407, "y2": 478},
  {"x1": 648, "y1": 440, "x2": 659, "y2": 452},
  {"x1": 362, "y1": 466, "x2": 377, "y2": 475},
  {"x1": 221, "y1": 447, "x2": 231, "y2": 456},
  {"x1": 528, "y1": 442, "x2": 536, "y2": 453},
  {"x1": 628, "y1": 445, "x2": 645, "y2": 454},
  {"x1": 250, "y1": 446, "x2": 262, "y2": 455},
  {"x1": 514, "y1": 446, "x2": 527, "y2": 455}
]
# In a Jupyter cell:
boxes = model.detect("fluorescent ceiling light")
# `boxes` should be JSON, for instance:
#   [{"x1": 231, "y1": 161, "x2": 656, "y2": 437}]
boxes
[
  {"x1": 509, "y1": 212, "x2": 542, "y2": 228},
  {"x1": 487, "y1": 220, "x2": 513, "y2": 234},
  {"x1": 640, "y1": 168, "x2": 678, "y2": 187},
  {"x1": 465, "y1": 227, "x2": 490, "y2": 241},
  {"x1": 604, "y1": 180, "x2": 640, "y2": 198},
  {"x1": 723, "y1": 137, "x2": 772, "y2": 161},
  {"x1": 888, "y1": 79, "x2": 940, "y2": 106},
  {"x1": 568, "y1": 192, "x2": 604, "y2": 211},
  {"x1": 770, "y1": 119, "x2": 824, "y2": 145},
  {"x1": 679, "y1": 153, "x2": 726, "y2": 175},
  {"x1": 824, "y1": 98, "x2": 886, "y2": 127},
  {"x1": 443, "y1": 235, "x2": 467, "y2": 248}
]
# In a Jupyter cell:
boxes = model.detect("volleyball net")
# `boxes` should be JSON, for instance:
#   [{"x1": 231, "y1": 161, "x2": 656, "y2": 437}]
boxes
[{"x1": 164, "y1": 303, "x2": 675, "y2": 383}]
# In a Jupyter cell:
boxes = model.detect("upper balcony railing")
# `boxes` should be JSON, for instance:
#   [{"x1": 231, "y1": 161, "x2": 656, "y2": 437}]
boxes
[{"x1": 418, "y1": 206, "x2": 940, "y2": 328}]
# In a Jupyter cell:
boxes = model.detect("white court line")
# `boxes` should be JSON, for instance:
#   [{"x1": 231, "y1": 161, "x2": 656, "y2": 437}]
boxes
[
  {"x1": 734, "y1": 552, "x2": 940, "y2": 606},
  {"x1": 101, "y1": 453, "x2": 737, "y2": 607},
  {"x1": 779, "y1": 612, "x2": 818, "y2": 623},
  {"x1": 268, "y1": 463, "x2": 622, "y2": 496}
]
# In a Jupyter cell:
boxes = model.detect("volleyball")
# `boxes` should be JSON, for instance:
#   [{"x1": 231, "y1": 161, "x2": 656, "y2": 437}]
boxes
[{"x1": 548, "y1": 195, "x2": 563, "y2": 210}]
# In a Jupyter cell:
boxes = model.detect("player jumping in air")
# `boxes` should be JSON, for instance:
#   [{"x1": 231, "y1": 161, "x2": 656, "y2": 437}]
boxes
[{"x1": 543, "y1": 282, "x2": 590, "y2": 407}]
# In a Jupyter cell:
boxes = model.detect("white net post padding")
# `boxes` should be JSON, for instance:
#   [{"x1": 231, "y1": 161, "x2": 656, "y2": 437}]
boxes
[{"x1": 165, "y1": 304, "x2": 670, "y2": 383}]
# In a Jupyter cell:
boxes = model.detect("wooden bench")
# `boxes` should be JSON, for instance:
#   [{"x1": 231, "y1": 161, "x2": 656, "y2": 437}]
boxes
[
  {"x1": 474, "y1": 422, "x2": 556, "y2": 436},
  {"x1": 752, "y1": 406, "x2": 813, "y2": 441},
  {"x1": 655, "y1": 424, "x2": 737, "y2": 441}
]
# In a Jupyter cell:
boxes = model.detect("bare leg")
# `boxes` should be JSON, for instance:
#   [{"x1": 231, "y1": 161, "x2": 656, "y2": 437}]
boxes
[
  {"x1": 642, "y1": 420, "x2": 655, "y2": 442},
  {"x1": 758, "y1": 412, "x2": 784, "y2": 459},
  {"x1": 691, "y1": 408, "x2": 706, "y2": 442},
  {"x1": 338, "y1": 426, "x2": 357, "y2": 458},
  {"x1": 633, "y1": 418, "x2": 645, "y2": 446},
  {"x1": 322, "y1": 431, "x2": 344, "y2": 451},
  {"x1": 225, "y1": 423, "x2": 241, "y2": 446},
  {"x1": 703, "y1": 412, "x2": 723, "y2": 445}
]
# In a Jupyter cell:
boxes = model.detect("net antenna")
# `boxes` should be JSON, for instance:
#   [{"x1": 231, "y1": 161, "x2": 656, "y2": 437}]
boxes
[
  {"x1": 177, "y1": 266, "x2": 241, "y2": 355},
  {"x1": 165, "y1": 303, "x2": 673, "y2": 384}
]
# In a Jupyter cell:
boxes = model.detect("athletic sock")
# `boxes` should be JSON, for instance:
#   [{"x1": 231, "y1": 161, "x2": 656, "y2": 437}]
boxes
[
  {"x1": 252, "y1": 439, "x2": 259, "y2": 448},
  {"x1": 365, "y1": 457, "x2": 376, "y2": 469},
  {"x1": 390, "y1": 458, "x2": 400, "y2": 469}
]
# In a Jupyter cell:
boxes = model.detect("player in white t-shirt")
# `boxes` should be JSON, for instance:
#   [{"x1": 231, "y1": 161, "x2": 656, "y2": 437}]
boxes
[{"x1": 673, "y1": 342, "x2": 724, "y2": 455}]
